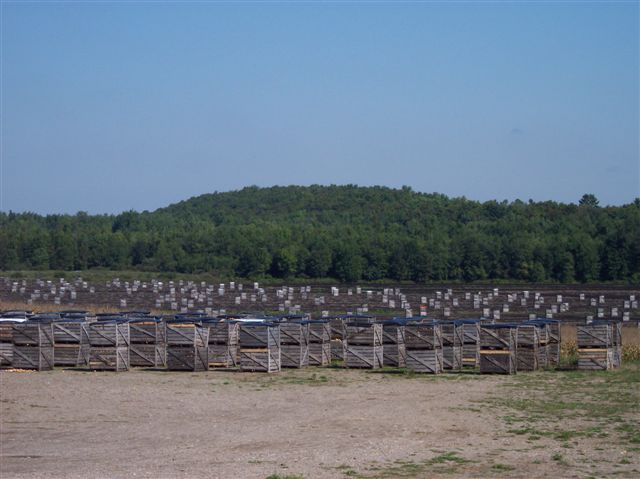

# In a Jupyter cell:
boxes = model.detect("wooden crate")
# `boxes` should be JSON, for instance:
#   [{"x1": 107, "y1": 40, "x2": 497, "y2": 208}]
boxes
[
  {"x1": 515, "y1": 347, "x2": 538, "y2": 372},
  {"x1": 52, "y1": 321, "x2": 88, "y2": 367},
  {"x1": 0, "y1": 321, "x2": 20, "y2": 367},
  {"x1": 329, "y1": 318, "x2": 346, "y2": 361},
  {"x1": 0, "y1": 342, "x2": 13, "y2": 366},
  {"x1": 460, "y1": 320, "x2": 480, "y2": 367},
  {"x1": 280, "y1": 321, "x2": 310, "y2": 345},
  {"x1": 578, "y1": 348, "x2": 614, "y2": 370},
  {"x1": 382, "y1": 321, "x2": 406, "y2": 367},
  {"x1": 406, "y1": 349, "x2": 443, "y2": 374},
  {"x1": 404, "y1": 321, "x2": 442, "y2": 350},
  {"x1": 612, "y1": 322, "x2": 622, "y2": 368},
  {"x1": 308, "y1": 320, "x2": 330, "y2": 366},
  {"x1": 204, "y1": 320, "x2": 239, "y2": 368},
  {"x1": 577, "y1": 323, "x2": 612, "y2": 348},
  {"x1": 239, "y1": 322, "x2": 280, "y2": 373},
  {"x1": 281, "y1": 343, "x2": 309, "y2": 368},
  {"x1": 166, "y1": 321, "x2": 208, "y2": 371},
  {"x1": 83, "y1": 321, "x2": 130, "y2": 371},
  {"x1": 442, "y1": 346, "x2": 462, "y2": 370},
  {"x1": 441, "y1": 321, "x2": 463, "y2": 370},
  {"x1": 480, "y1": 350, "x2": 516, "y2": 374},
  {"x1": 330, "y1": 339, "x2": 345, "y2": 361},
  {"x1": 12, "y1": 322, "x2": 54, "y2": 347},
  {"x1": 480, "y1": 324, "x2": 517, "y2": 350},
  {"x1": 344, "y1": 322, "x2": 383, "y2": 369},
  {"x1": 11, "y1": 322, "x2": 54, "y2": 371},
  {"x1": 479, "y1": 324, "x2": 517, "y2": 374},
  {"x1": 129, "y1": 318, "x2": 166, "y2": 368},
  {"x1": 516, "y1": 323, "x2": 542, "y2": 371},
  {"x1": 53, "y1": 343, "x2": 83, "y2": 367},
  {"x1": 308, "y1": 342, "x2": 331, "y2": 366}
]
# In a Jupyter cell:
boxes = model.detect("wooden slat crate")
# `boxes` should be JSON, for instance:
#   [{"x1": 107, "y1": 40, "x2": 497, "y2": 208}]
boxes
[
  {"x1": 330, "y1": 339, "x2": 345, "y2": 361},
  {"x1": 281, "y1": 343, "x2": 309, "y2": 368},
  {"x1": 308, "y1": 342, "x2": 331, "y2": 366},
  {"x1": 479, "y1": 324, "x2": 517, "y2": 374},
  {"x1": 308, "y1": 320, "x2": 330, "y2": 366},
  {"x1": 0, "y1": 321, "x2": 20, "y2": 367},
  {"x1": 0, "y1": 342, "x2": 13, "y2": 366},
  {"x1": 382, "y1": 321, "x2": 406, "y2": 367},
  {"x1": 480, "y1": 350, "x2": 516, "y2": 374},
  {"x1": 129, "y1": 318, "x2": 166, "y2": 368},
  {"x1": 204, "y1": 320, "x2": 239, "y2": 368},
  {"x1": 460, "y1": 320, "x2": 480, "y2": 367},
  {"x1": 442, "y1": 346, "x2": 462, "y2": 370},
  {"x1": 344, "y1": 322, "x2": 383, "y2": 369},
  {"x1": 279, "y1": 320, "x2": 309, "y2": 368},
  {"x1": 52, "y1": 321, "x2": 88, "y2": 367},
  {"x1": 53, "y1": 343, "x2": 83, "y2": 367},
  {"x1": 280, "y1": 321, "x2": 310, "y2": 345},
  {"x1": 441, "y1": 321, "x2": 463, "y2": 370},
  {"x1": 83, "y1": 321, "x2": 130, "y2": 371},
  {"x1": 404, "y1": 321, "x2": 442, "y2": 351},
  {"x1": 239, "y1": 322, "x2": 280, "y2": 373},
  {"x1": 11, "y1": 322, "x2": 54, "y2": 371},
  {"x1": 166, "y1": 321, "x2": 208, "y2": 371},
  {"x1": 480, "y1": 324, "x2": 517, "y2": 350},
  {"x1": 612, "y1": 322, "x2": 622, "y2": 368},
  {"x1": 578, "y1": 348, "x2": 614, "y2": 370},
  {"x1": 577, "y1": 323, "x2": 612, "y2": 348},
  {"x1": 547, "y1": 320, "x2": 561, "y2": 366},
  {"x1": 329, "y1": 318, "x2": 346, "y2": 361},
  {"x1": 515, "y1": 347, "x2": 538, "y2": 372},
  {"x1": 406, "y1": 349, "x2": 443, "y2": 374}
]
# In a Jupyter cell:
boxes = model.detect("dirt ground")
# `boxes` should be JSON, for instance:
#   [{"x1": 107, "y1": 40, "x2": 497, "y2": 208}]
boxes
[{"x1": 1, "y1": 366, "x2": 638, "y2": 479}]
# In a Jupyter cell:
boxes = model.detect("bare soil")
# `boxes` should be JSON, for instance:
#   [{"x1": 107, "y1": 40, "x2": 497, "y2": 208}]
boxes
[{"x1": 1, "y1": 367, "x2": 638, "y2": 479}]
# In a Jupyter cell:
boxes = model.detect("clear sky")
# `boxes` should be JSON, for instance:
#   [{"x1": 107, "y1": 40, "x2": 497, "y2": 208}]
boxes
[{"x1": 1, "y1": 1, "x2": 638, "y2": 214}]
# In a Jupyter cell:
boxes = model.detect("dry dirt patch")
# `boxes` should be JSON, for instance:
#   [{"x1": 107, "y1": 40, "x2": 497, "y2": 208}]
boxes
[{"x1": 1, "y1": 366, "x2": 638, "y2": 478}]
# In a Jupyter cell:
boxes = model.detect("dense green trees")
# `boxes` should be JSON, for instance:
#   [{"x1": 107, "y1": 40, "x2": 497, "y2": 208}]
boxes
[{"x1": 0, "y1": 186, "x2": 638, "y2": 283}]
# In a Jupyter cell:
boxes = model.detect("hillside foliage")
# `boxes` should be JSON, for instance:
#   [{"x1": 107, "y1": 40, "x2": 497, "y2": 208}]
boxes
[{"x1": 1, "y1": 185, "x2": 638, "y2": 283}]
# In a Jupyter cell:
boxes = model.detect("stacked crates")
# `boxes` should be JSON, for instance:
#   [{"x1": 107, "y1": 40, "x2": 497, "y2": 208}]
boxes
[
  {"x1": 441, "y1": 320, "x2": 463, "y2": 370},
  {"x1": 404, "y1": 320, "x2": 443, "y2": 374},
  {"x1": 52, "y1": 319, "x2": 89, "y2": 367},
  {"x1": 344, "y1": 321, "x2": 383, "y2": 369},
  {"x1": 203, "y1": 318, "x2": 239, "y2": 368},
  {"x1": 84, "y1": 319, "x2": 130, "y2": 371},
  {"x1": 479, "y1": 324, "x2": 517, "y2": 374},
  {"x1": 279, "y1": 320, "x2": 310, "y2": 368},
  {"x1": 12, "y1": 322, "x2": 55, "y2": 371},
  {"x1": 382, "y1": 319, "x2": 406, "y2": 367},
  {"x1": 307, "y1": 319, "x2": 331, "y2": 366},
  {"x1": 577, "y1": 321, "x2": 619, "y2": 371},
  {"x1": 239, "y1": 321, "x2": 281, "y2": 373},
  {"x1": 515, "y1": 322, "x2": 540, "y2": 372},
  {"x1": 129, "y1": 317, "x2": 166, "y2": 368},
  {"x1": 459, "y1": 319, "x2": 481, "y2": 367},
  {"x1": 165, "y1": 319, "x2": 209, "y2": 371}
]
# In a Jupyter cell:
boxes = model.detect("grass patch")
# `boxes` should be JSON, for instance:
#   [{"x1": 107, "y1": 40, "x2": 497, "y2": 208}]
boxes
[
  {"x1": 490, "y1": 361, "x2": 640, "y2": 447},
  {"x1": 491, "y1": 463, "x2": 515, "y2": 472}
]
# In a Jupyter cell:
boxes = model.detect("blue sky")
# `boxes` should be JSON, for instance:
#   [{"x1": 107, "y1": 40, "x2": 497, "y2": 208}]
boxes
[{"x1": 1, "y1": 1, "x2": 638, "y2": 214}]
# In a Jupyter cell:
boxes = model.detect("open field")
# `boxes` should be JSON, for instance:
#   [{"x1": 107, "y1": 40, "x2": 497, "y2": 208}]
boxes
[
  {"x1": 2, "y1": 277, "x2": 639, "y2": 324},
  {"x1": 1, "y1": 362, "x2": 639, "y2": 479}
]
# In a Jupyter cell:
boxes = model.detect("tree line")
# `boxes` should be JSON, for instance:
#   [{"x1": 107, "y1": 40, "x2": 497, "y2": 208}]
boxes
[{"x1": 1, "y1": 186, "x2": 638, "y2": 283}]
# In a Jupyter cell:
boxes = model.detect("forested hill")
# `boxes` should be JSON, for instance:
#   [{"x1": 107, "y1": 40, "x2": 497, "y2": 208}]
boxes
[{"x1": 1, "y1": 185, "x2": 639, "y2": 283}]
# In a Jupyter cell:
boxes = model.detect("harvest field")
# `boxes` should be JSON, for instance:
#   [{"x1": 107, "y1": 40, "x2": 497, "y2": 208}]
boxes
[{"x1": 1, "y1": 362, "x2": 639, "y2": 479}]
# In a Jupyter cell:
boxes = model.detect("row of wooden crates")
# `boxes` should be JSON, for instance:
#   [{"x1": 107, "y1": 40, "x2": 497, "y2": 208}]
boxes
[
  {"x1": 576, "y1": 321, "x2": 622, "y2": 371},
  {"x1": 1, "y1": 318, "x2": 623, "y2": 374}
]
